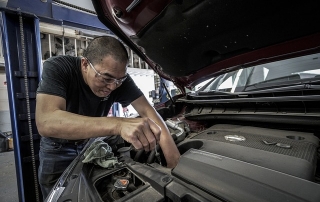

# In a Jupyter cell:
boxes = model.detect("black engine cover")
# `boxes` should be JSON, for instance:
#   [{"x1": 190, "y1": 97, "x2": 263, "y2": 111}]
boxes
[{"x1": 178, "y1": 124, "x2": 319, "y2": 180}]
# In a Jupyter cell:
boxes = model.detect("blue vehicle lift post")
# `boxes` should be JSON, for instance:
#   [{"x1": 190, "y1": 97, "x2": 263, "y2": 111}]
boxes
[{"x1": 0, "y1": 9, "x2": 42, "y2": 202}]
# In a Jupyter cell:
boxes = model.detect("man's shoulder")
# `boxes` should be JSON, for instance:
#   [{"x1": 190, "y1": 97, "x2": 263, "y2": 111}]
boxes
[
  {"x1": 43, "y1": 55, "x2": 81, "y2": 71},
  {"x1": 45, "y1": 55, "x2": 79, "y2": 64}
]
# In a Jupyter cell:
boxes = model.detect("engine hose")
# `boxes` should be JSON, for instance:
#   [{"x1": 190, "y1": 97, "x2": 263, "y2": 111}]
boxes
[
  {"x1": 133, "y1": 150, "x2": 144, "y2": 161},
  {"x1": 146, "y1": 144, "x2": 161, "y2": 164},
  {"x1": 147, "y1": 151, "x2": 156, "y2": 164}
]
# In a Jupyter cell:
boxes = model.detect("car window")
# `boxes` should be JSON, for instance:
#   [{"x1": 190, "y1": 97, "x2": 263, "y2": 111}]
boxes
[{"x1": 201, "y1": 53, "x2": 320, "y2": 92}]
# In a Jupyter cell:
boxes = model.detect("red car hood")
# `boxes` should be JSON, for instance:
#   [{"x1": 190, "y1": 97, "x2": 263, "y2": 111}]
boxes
[{"x1": 92, "y1": 0, "x2": 320, "y2": 90}]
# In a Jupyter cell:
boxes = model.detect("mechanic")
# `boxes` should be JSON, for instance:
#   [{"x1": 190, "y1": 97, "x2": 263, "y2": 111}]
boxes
[{"x1": 35, "y1": 36, "x2": 180, "y2": 200}]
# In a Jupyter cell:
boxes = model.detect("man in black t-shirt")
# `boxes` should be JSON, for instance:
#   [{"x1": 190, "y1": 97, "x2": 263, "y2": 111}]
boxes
[{"x1": 36, "y1": 36, "x2": 180, "y2": 200}]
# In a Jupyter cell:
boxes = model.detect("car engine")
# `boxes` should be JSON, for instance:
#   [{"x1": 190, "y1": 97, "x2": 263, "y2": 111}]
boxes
[{"x1": 48, "y1": 98, "x2": 320, "y2": 202}]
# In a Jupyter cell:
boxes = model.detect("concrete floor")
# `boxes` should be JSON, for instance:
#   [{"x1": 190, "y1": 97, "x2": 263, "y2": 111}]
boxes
[{"x1": 0, "y1": 150, "x2": 19, "y2": 202}]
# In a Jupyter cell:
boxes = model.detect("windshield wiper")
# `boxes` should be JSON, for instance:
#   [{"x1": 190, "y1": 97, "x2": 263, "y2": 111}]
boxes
[
  {"x1": 197, "y1": 90, "x2": 237, "y2": 95},
  {"x1": 244, "y1": 77, "x2": 320, "y2": 92},
  {"x1": 244, "y1": 74, "x2": 302, "y2": 91},
  {"x1": 247, "y1": 83, "x2": 320, "y2": 93}
]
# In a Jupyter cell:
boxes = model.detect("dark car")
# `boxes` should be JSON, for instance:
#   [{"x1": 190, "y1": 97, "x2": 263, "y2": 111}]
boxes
[{"x1": 46, "y1": 1, "x2": 320, "y2": 201}]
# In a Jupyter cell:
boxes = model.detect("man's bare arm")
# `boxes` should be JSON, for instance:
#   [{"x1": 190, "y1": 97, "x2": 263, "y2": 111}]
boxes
[
  {"x1": 131, "y1": 96, "x2": 180, "y2": 168},
  {"x1": 36, "y1": 93, "x2": 160, "y2": 150}
]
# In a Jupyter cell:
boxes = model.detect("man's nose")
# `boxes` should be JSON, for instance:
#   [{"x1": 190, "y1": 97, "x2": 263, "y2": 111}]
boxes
[{"x1": 106, "y1": 82, "x2": 118, "y2": 90}]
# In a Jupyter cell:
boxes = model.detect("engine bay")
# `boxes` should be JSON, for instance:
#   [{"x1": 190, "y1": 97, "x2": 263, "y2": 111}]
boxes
[{"x1": 49, "y1": 101, "x2": 320, "y2": 202}]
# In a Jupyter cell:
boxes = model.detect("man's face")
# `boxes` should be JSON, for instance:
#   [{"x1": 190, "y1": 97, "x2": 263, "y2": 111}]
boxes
[{"x1": 82, "y1": 55, "x2": 127, "y2": 98}]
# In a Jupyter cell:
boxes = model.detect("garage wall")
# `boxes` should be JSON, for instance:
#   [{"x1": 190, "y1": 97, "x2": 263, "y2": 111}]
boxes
[
  {"x1": 0, "y1": 73, "x2": 11, "y2": 132},
  {"x1": 117, "y1": 67, "x2": 155, "y2": 117}
]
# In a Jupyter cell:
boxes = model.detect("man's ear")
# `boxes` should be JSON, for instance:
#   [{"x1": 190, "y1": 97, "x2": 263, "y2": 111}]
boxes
[{"x1": 81, "y1": 57, "x2": 89, "y2": 73}]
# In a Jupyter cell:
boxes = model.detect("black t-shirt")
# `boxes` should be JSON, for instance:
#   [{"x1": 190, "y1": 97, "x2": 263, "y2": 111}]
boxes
[{"x1": 37, "y1": 55, "x2": 143, "y2": 117}]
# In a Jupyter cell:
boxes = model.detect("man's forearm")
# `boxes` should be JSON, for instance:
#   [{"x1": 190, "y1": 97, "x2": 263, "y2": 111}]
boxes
[
  {"x1": 158, "y1": 123, "x2": 181, "y2": 168},
  {"x1": 147, "y1": 108, "x2": 180, "y2": 167},
  {"x1": 130, "y1": 96, "x2": 181, "y2": 167},
  {"x1": 37, "y1": 109, "x2": 163, "y2": 152},
  {"x1": 36, "y1": 109, "x2": 121, "y2": 140}
]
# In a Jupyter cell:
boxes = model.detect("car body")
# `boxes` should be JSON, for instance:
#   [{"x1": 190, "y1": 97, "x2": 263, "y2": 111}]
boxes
[{"x1": 46, "y1": 1, "x2": 320, "y2": 201}]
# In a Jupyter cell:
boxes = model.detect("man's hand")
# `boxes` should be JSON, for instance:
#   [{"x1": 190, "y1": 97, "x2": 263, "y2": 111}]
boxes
[
  {"x1": 131, "y1": 96, "x2": 180, "y2": 168},
  {"x1": 118, "y1": 117, "x2": 161, "y2": 151}
]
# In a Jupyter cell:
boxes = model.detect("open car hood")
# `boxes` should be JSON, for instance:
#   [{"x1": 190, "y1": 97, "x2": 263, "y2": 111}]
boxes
[{"x1": 92, "y1": 0, "x2": 320, "y2": 89}]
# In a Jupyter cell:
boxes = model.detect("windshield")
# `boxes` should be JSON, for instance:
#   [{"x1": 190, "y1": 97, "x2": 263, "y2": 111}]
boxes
[{"x1": 201, "y1": 53, "x2": 320, "y2": 92}]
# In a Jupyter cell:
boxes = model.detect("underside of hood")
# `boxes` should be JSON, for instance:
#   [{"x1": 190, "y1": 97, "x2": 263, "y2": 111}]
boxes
[{"x1": 92, "y1": 0, "x2": 320, "y2": 89}]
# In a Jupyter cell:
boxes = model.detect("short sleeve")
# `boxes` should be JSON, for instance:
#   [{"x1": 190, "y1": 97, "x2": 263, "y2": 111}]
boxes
[{"x1": 37, "y1": 57, "x2": 71, "y2": 99}]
